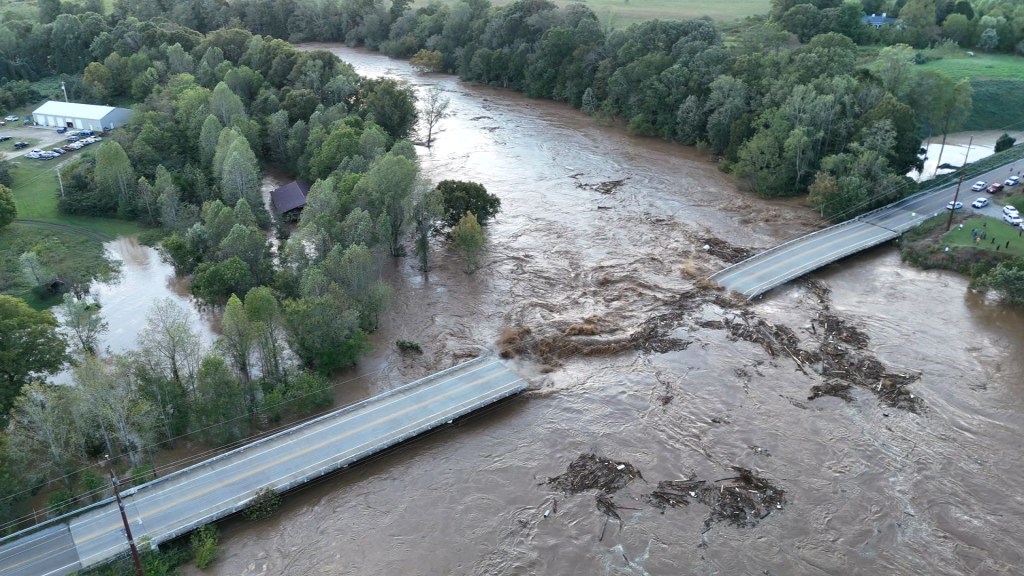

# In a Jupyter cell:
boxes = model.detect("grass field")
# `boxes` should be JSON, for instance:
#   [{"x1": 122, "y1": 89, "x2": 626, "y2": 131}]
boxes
[
  {"x1": 418, "y1": 0, "x2": 770, "y2": 27},
  {"x1": 904, "y1": 49, "x2": 1024, "y2": 132},
  {"x1": 943, "y1": 215, "x2": 1024, "y2": 258},
  {"x1": 7, "y1": 156, "x2": 141, "y2": 237}
]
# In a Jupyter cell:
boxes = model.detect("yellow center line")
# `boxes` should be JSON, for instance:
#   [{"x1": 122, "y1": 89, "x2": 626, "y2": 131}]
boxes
[{"x1": 72, "y1": 365, "x2": 519, "y2": 552}]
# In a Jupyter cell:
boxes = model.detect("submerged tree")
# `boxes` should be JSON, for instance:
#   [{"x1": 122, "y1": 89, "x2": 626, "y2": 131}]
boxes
[
  {"x1": 451, "y1": 211, "x2": 485, "y2": 273},
  {"x1": 419, "y1": 86, "x2": 450, "y2": 147}
]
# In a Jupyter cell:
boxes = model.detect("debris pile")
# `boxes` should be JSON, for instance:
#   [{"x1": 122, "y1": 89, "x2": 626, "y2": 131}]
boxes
[
  {"x1": 547, "y1": 453, "x2": 642, "y2": 494},
  {"x1": 647, "y1": 468, "x2": 785, "y2": 528},
  {"x1": 571, "y1": 177, "x2": 628, "y2": 195},
  {"x1": 699, "y1": 236, "x2": 754, "y2": 264}
]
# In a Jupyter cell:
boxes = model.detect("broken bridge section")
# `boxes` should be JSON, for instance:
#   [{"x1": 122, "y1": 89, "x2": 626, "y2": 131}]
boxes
[{"x1": 0, "y1": 357, "x2": 526, "y2": 576}]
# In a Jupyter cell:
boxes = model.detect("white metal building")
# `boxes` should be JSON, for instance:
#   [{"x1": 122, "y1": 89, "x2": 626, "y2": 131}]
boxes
[{"x1": 31, "y1": 101, "x2": 132, "y2": 131}]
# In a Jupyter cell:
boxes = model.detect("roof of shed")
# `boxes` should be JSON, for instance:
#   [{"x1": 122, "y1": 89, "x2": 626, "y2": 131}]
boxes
[{"x1": 270, "y1": 181, "x2": 312, "y2": 213}]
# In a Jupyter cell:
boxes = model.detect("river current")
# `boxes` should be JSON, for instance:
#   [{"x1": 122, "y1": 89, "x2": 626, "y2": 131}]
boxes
[{"x1": 181, "y1": 46, "x2": 1024, "y2": 576}]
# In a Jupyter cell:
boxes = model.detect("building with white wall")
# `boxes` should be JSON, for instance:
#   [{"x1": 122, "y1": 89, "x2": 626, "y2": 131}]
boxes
[{"x1": 31, "y1": 101, "x2": 133, "y2": 131}]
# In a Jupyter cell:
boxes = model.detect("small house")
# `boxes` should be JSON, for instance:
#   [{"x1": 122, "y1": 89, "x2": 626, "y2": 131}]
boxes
[
  {"x1": 270, "y1": 181, "x2": 311, "y2": 219},
  {"x1": 32, "y1": 101, "x2": 132, "y2": 131}
]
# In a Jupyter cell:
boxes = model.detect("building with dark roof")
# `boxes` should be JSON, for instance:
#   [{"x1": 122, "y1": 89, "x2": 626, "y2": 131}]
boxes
[{"x1": 270, "y1": 181, "x2": 311, "y2": 218}]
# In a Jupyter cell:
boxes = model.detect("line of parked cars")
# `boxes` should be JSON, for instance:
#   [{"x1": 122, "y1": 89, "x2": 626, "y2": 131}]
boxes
[{"x1": 24, "y1": 134, "x2": 102, "y2": 159}]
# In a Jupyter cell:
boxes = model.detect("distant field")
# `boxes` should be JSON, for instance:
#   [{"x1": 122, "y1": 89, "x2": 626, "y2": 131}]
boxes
[
  {"x1": 418, "y1": 0, "x2": 771, "y2": 27},
  {"x1": 918, "y1": 51, "x2": 1024, "y2": 81},
  {"x1": 913, "y1": 51, "x2": 1024, "y2": 132}
]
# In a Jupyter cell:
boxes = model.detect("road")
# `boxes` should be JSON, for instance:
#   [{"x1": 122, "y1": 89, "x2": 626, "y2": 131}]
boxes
[
  {"x1": 0, "y1": 357, "x2": 526, "y2": 576},
  {"x1": 711, "y1": 162, "x2": 1024, "y2": 299}
]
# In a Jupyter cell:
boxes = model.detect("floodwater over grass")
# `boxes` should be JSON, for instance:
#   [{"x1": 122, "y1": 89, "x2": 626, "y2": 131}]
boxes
[{"x1": 418, "y1": 0, "x2": 770, "y2": 27}]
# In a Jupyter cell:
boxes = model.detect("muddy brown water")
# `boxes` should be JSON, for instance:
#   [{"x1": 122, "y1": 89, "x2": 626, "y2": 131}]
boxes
[{"x1": 177, "y1": 47, "x2": 1024, "y2": 575}]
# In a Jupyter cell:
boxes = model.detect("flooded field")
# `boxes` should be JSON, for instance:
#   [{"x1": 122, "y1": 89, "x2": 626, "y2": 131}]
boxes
[{"x1": 178, "y1": 47, "x2": 1024, "y2": 576}]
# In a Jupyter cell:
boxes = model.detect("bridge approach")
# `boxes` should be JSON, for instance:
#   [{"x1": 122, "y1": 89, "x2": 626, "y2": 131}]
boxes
[{"x1": 0, "y1": 356, "x2": 525, "y2": 576}]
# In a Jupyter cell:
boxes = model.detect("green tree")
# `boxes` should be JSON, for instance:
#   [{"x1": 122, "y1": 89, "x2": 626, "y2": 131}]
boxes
[
  {"x1": 977, "y1": 261, "x2": 1024, "y2": 307},
  {"x1": 244, "y1": 286, "x2": 287, "y2": 386},
  {"x1": 218, "y1": 294, "x2": 256, "y2": 397},
  {"x1": 410, "y1": 49, "x2": 444, "y2": 72},
  {"x1": 71, "y1": 355, "x2": 158, "y2": 468},
  {"x1": 59, "y1": 294, "x2": 108, "y2": 356},
  {"x1": 995, "y1": 133, "x2": 1016, "y2": 153},
  {"x1": 434, "y1": 180, "x2": 501, "y2": 230},
  {"x1": 138, "y1": 298, "x2": 203, "y2": 397},
  {"x1": 358, "y1": 153, "x2": 418, "y2": 256},
  {"x1": 6, "y1": 382, "x2": 83, "y2": 489},
  {"x1": 0, "y1": 184, "x2": 15, "y2": 230},
  {"x1": 219, "y1": 137, "x2": 263, "y2": 216},
  {"x1": 0, "y1": 296, "x2": 68, "y2": 415},
  {"x1": 199, "y1": 114, "x2": 224, "y2": 168},
  {"x1": 210, "y1": 81, "x2": 247, "y2": 125},
  {"x1": 360, "y1": 78, "x2": 418, "y2": 140},
  {"x1": 412, "y1": 183, "x2": 443, "y2": 272},
  {"x1": 193, "y1": 257, "x2": 255, "y2": 304},
  {"x1": 191, "y1": 354, "x2": 249, "y2": 444},
  {"x1": 283, "y1": 294, "x2": 369, "y2": 373},
  {"x1": 94, "y1": 141, "x2": 137, "y2": 218},
  {"x1": 452, "y1": 211, "x2": 485, "y2": 273}
]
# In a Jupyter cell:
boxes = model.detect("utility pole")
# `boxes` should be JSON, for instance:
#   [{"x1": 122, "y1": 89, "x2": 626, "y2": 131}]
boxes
[
  {"x1": 946, "y1": 136, "x2": 973, "y2": 232},
  {"x1": 110, "y1": 470, "x2": 145, "y2": 576},
  {"x1": 56, "y1": 167, "x2": 65, "y2": 198},
  {"x1": 61, "y1": 81, "x2": 68, "y2": 103}
]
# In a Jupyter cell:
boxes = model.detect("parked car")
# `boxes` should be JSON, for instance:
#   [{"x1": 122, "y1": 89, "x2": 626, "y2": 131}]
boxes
[
  {"x1": 971, "y1": 181, "x2": 987, "y2": 191},
  {"x1": 79, "y1": 130, "x2": 94, "y2": 137},
  {"x1": 1003, "y1": 213, "x2": 1023, "y2": 226},
  {"x1": 1004, "y1": 205, "x2": 1019, "y2": 216},
  {"x1": 987, "y1": 182, "x2": 1004, "y2": 194},
  {"x1": 946, "y1": 201, "x2": 964, "y2": 210},
  {"x1": 56, "y1": 127, "x2": 67, "y2": 134},
  {"x1": 49, "y1": 148, "x2": 63, "y2": 155},
  {"x1": 3, "y1": 115, "x2": 18, "y2": 122},
  {"x1": 971, "y1": 197, "x2": 989, "y2": 208},
  {"x1": 13, "y1": 141, "x2": 28, "y2": 149},
  {"x1": 1005, "y1": 175, "x2": 1020, "y2": 186},
  {"x1": 0, "y1": 136, "x2": 9, "y2": 142},
  {"x1": 65, "y1": 135, "x2": 79, "y2": 142}
]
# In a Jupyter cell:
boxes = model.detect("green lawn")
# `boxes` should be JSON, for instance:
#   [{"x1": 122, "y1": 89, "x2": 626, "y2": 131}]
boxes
[
  {"x1": 918, "y1": 50, "x2": 1024, "y2": 81},
  {"x1": 417, "y1": 0, "x2": 770, "y2": 27},
  {"x1": 943, "y1": 216, "x2": 1024, "y2": 258},
  {"x1": 7, "y1": 155, "x2": 141, "y2": 237}
]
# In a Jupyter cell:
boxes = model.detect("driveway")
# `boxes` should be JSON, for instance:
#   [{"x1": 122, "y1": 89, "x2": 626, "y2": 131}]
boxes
[{"x1": 0, "y1": 124, "x2": 69, "y2": 159}]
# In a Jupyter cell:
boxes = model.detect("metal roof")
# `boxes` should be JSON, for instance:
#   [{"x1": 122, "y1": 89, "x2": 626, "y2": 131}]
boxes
[
  {"x1": 270, "y1": 181, "x2": 311, "y2": 213},
  {"x1": 32, "y1": 101, "x2": 120, "y2": 120}
]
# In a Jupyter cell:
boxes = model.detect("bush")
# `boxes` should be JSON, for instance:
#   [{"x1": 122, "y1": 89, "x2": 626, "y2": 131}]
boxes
[
  {"x1": 47, "y1": 489, "x2": 76, "y2": 518},
  {"x1": 190, "y1": 524, "x2": 219, "y2": 569},
  {"x1": 396, "y1": 340, "x2": 422, "y2": 354},
  {"x1": 244, "y1": 486, "x2": 281, "y2": 520},
  {"x1": 995, "y1": 133, "x2": 1017, "y2": 153}
]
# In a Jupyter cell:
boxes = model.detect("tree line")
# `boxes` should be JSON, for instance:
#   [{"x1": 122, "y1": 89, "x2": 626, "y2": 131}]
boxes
[{"x1": 72, "y1": 0, "x2": 980, "y2": 221}]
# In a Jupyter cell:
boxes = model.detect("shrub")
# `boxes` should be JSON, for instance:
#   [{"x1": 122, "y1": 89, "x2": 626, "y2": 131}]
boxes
[
  {"x1": 396, "y1": 340, "x2": 422, "y2": 354},
  {"x1": 190, "y1": 525, "x2": 219, "y2": 569},
  {"x1": 244, "y1": 486, "x2": 282, "y2": 520}
]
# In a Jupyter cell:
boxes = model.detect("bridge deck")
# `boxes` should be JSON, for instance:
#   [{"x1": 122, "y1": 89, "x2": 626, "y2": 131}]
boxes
[
  {"x1": 0, "y1": 357, "x2": 525, "y2": 576},
  {"x1": 711, "y1": 161, "x2": 1017, "y2": 299}
]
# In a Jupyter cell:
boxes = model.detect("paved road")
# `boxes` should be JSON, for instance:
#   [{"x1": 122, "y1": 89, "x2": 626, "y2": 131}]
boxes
[
  {"x1": 0, "y1": 357, "x2": 525, "y2": 576},
  {"x1": 711, "y1": 162, "x2": 1024, "y2": 299}
]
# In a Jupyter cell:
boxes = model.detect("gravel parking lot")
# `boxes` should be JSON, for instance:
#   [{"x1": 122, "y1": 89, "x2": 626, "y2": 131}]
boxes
[{"x1": 0, "y1": 124, "x2": 71, "y2": 159}]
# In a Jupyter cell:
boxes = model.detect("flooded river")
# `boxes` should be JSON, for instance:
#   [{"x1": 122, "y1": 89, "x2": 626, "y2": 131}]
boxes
[{"x1": 182, "y1": 47, "x2": 1024, "y2": 575}]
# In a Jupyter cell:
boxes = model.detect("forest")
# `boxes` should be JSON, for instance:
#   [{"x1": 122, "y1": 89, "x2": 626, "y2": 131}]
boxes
[{"x1": 0, "y1": 0, "x2": 1020, "y2": 541}]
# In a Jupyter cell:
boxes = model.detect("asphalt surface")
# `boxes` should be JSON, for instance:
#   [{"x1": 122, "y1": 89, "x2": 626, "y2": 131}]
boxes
[
  {"x1": 711, "y1": 163, "x2": 1024, "y2": 299},
  {"x1": 0, "y1": 357, "x2": 525, "y2": 576}
]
